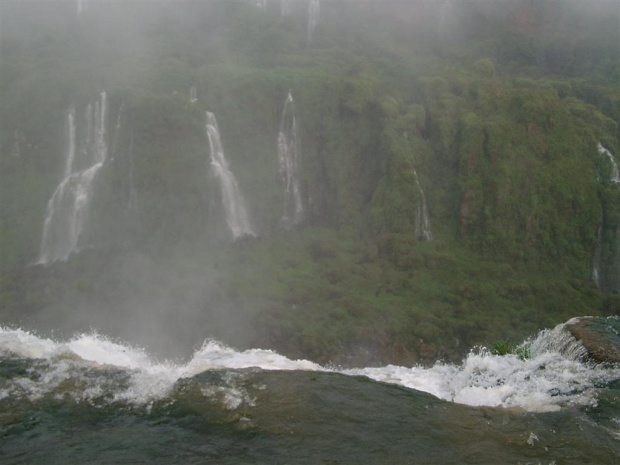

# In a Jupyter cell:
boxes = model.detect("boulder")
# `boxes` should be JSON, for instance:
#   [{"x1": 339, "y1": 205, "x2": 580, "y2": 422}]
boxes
[{"x1": 566, "y1": 316, "x2": 620, "y2": 364}]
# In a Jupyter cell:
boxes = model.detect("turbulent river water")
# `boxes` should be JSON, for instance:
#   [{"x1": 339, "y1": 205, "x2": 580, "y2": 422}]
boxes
[{"x1": 1, "y1": 324, "x2": 618, "y2": 464}]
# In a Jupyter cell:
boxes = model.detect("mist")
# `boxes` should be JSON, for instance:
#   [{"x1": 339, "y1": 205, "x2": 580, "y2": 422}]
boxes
[{"x1": 1, "y1": 0, "x2": 619, "y2": 366}]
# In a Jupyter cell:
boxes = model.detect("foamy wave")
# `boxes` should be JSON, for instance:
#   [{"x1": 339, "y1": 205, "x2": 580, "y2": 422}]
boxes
[
  {"x1": 346, "y1": 349, "x2": 618, "y2": 412},
  {"x1": 0, "y1": 328, "x2": 322, "y2": 406},
  {"x1": 1, "y1": 326, "x2": 617, "y2": 412}
]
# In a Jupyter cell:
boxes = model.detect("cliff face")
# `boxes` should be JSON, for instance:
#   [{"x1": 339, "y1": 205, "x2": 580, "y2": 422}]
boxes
[{"x1": 0, "y1": 0, "x2": 618, "y2": 363}]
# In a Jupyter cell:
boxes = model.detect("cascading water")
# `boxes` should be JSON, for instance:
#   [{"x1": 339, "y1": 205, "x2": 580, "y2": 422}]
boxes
[
  {"x1": 111, "y1": 102, "x2": 124, "y2": 161},
  {"x1": 92, "y1": 92, "x2": 108, "y2": 165},
  {"x1": 190, "y1": 86, "x2": 197, "y2": 103},
  {"x1": 598, "y1": 143, "x2": 620, "y2": 183},
  {"x1": 439, "y1": 1, "x2": 454, "y2": 42},
  {"x1": 38, "y1": 92, "x2": 108, "y2": 265},
  {"x1": 615, "y1": 226, "x2": 620, "y2": 292},
  {"x1": 280, "y1": 0, "x2": 290, "y2": 19},
  {"x1": 307, "y1": 0, "x2": 320, "y2": 45},
  {"x1": 77, "y1": 0, "x2": 86, "y2": 15},
  {"x1": 63, "y1": 108, "x2": 77, "y2": 178},
  {"x1": 205, "y1": 112, "x2": 255, "y2": 240},
  {"x1": 592, "y1": 227, "x2": 602, "y2": 288},
  {"x1": 278, "y1": 92, "x2": 304, "y2": 229},
  {"x1": 592, "y1": 143, "x2": 620, "y2": 289},
  {"x1": 1, "y1": 317, "x2": 617, "y2": 413},
  {"x1": 128, "y1": 127, "x2": 137, "y2": 213},
  {"x1": 412, "y1": 155, "x2": 433, "y2": 241}
]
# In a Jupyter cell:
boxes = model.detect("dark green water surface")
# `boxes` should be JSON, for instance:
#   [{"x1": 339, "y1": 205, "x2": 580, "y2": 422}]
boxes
[{"x1": 1, "y1": 363, "x2": 618, "y2": 464}]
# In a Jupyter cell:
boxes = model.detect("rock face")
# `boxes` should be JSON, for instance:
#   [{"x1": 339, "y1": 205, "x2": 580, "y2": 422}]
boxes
[{"x1": 566, "y1": 317, "x2": 620, "y2": 364}]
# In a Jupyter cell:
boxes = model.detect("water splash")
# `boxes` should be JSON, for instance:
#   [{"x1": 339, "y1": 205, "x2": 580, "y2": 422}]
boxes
[
  {"x1": 528, "y1": 318, "x2": 590, "y2": 361},
  {"x1": 278, "y1": 92, "x2": 304, "y2": 229},
  {"x1": 598, "y1": 143, "x2": 620, "y2": 183},
  {"x1": 307, "y1": 0, "x2": 320, "y2": 45},
  {"x1": 38, "y1": 92, "x2": 108, "y2": 265},
  {"x1": 346, "y1": 319, "x2": 617, "y2": 412},
  {"x1": 205, "y1": 112, "x2": 256, "y2": 239},
  {"x1": 1, "y1": 319, "x2": 617, "y2": 412}
]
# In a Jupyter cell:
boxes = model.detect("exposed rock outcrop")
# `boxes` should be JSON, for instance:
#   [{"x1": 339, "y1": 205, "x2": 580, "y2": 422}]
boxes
[{"x1": 565, "y1": 316, "x2": 620, "y2": 364}]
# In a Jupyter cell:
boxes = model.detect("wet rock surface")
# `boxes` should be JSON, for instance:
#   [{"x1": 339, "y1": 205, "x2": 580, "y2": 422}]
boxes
[{"x1": 566, "y1": 316, "x2": 620, "y2": 364}]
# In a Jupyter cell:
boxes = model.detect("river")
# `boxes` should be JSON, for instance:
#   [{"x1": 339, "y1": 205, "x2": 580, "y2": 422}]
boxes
[{"x1": 1, "y1": 324, "x2": 618, "y2": 464}]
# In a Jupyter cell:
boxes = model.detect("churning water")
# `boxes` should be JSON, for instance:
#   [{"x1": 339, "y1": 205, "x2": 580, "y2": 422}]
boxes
[{"x1": 1, "y1": 321, "x2": 618, "y2": 464}]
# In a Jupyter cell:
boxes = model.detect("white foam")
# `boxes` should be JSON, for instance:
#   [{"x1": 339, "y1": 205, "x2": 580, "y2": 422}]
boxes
[
  {"x1": 66, "y1": 334, "x2": 153, "y2": 369},
  {"x1": 346, "y1": 349, "x2": 618, "y2": 412},
  {"x1": 0, "y1": 329, "x2": 320, "y2": 406},
  {"x1": 182, "y1": 340, "x2": 322, "y2": 376},
  {"x1": 1, "y1": 326, "x2": 618, "y2": 412},
  {"x1": 0, "y1": 327, "x2": 60, "y2": 359}
]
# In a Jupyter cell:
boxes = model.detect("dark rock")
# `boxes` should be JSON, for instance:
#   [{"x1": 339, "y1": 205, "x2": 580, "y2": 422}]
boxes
[{"x1": 566, "y1": 316, "x2": 620, "y2": 364}]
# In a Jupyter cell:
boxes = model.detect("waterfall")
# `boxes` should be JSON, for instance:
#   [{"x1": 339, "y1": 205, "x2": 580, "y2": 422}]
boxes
[
  {"x1": 598, "y1": 143, "x2": 620, "y2": 183},
  {"x1": 280, "y1": 0, "x2": 290, "y2": 20},
  {"x1": 278, "y1": 92, "x2": 304, "y2": 229},
  {"x1": 93, "y1": 92, "x2": 108, "y2": 165},
  {"x1": 592, "y1": 227, "x2": 602, "y2": 288},
  {"x1": 529, "y1": 319, "x2": 589, "y2": 362},
  {"x1": 128, "y1": 126, "x2": 137, "y2": 213},
  {"x1": 593, "y1": 143, "x2": 620, "y2": 291},
  {"x1": 64, "y1": 108, "x2": 76, "y2": 178},
  {"x1": 205, "y1": 112, "x2": 255, "y2": 240},
  {"x1": 255, "y1": 0, "x2": 268, "y2": 8},
  {"x1": 38, "y1": 92, "x2": 108, "y2": 265},
  {"x1": 409, "y1": 151, "x2": 433, "y2": 241},
  {"x1": 439, "y1": 1, "x2": 454, "y2": 42},
  {"x1": 307, "y1": 0, "x2": 320, "y2": 45},
  {"x1": 12, "y1": 130, "x2": 23, "y2": 158},
  {"x1": 111, "y1": 102, "x2": 124, "y2": 161},
  {"x1": 190, "y1": 86, "x2": 197, "y2": 103},
  {"x1": 615, "y1": 227, "x2": 620, "y2": 292}
]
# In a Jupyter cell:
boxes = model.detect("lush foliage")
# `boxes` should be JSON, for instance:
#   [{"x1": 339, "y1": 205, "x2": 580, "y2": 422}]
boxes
[{"x1": 1, "y1": 0, "x2": 618, "y2": 364}]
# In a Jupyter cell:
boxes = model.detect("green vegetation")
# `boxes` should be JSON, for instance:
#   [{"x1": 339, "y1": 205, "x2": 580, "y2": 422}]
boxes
[
  {"x1": 0, "y1": 0, "x2": 618, "y2": 365},
  {"x1": 490, "y1": 340, "x2": 531, "y2": 360}
]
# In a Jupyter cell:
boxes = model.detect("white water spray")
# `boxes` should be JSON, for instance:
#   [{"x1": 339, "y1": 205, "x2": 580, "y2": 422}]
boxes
[
  {"x1": 307, "y1": 0, "x2": 320, "y2": 45},
  {"x1": 1, "y1": 319, "x2": 617, "y2": 412},
  {"x1": 38, "y1": 92, "x2": 108, "y2": 265},
  {"x1": 205, "y1": 112, "x2": 256, "y2": 239},
  {"x1": 278, "y1": 92, "x2": 304, "y2": 229}
]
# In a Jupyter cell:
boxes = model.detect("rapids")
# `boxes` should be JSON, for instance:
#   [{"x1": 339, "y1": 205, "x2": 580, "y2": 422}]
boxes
[{"x1": 1, "y1": 323, "x2": 618, "y2": 463}]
